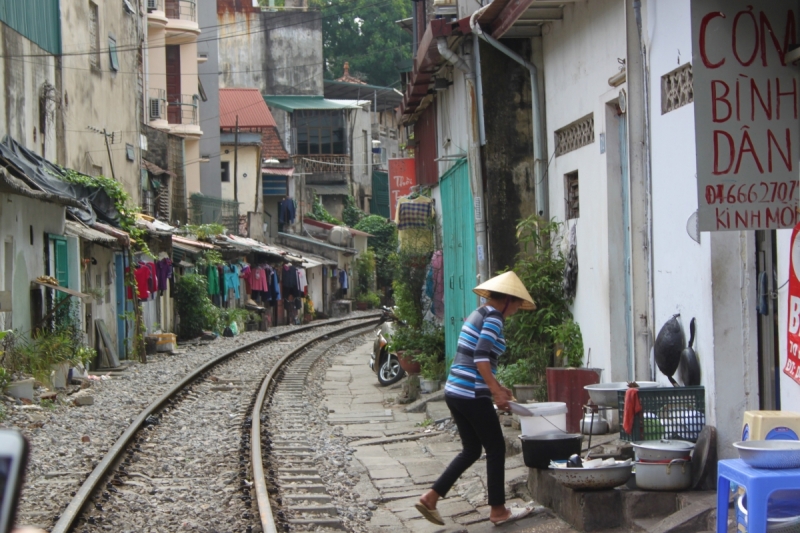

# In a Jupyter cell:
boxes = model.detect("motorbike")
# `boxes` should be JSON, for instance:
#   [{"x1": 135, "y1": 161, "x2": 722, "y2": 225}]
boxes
[{"x1": 369, "y1": 307, "x2": 406, "y2": 386}]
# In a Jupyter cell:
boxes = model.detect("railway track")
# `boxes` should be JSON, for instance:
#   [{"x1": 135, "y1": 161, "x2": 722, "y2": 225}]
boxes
[{"x1": 48, "y1": 315, "x2": 379, "y2": 533}]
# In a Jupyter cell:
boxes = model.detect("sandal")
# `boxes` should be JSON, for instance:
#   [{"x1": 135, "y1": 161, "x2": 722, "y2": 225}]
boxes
[
  {"x1": 492, "y1": 506, "x2": 533, "y2": 526},
  {"x1": 415, "y1": 502, "x2": 445, "y2": 526}
]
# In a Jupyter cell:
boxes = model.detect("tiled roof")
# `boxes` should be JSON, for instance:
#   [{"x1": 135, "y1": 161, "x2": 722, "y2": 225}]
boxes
[
  {"x1": 261, "y1": 128, "x2": 289, "y2": 160},
  {"x1": 219, "y1": 88, "x2": 277, "y2": 129}
]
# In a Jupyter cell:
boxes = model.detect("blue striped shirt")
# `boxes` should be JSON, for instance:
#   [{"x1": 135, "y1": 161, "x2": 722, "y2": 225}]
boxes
[{"x1": 444, "y1": 306, "x2": 506, "y2": 399}]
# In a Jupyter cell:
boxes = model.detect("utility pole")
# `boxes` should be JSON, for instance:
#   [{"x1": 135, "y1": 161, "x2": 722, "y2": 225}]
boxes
[{"x1": 233, "y1": 115, "x2": 239, "y2": 203}]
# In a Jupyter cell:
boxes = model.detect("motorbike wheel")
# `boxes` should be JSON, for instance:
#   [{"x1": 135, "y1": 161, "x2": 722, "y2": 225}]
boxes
[{"x1": 378, "y1": 351, "x2": 405, "y2": 386}]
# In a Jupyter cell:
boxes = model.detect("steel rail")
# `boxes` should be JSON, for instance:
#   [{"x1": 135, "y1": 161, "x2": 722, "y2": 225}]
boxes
[
  {"x1": 51, "y1": 314, "x2": 380, "y2": 533},
  {"x1": 251, "y1": 321, "x2": 378, "y2": 533}
]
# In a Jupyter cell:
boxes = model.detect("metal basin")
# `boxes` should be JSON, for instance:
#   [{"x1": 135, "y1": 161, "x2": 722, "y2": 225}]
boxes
[
  {"x1": 584, "y1": 382, "x2": 659, "y2": 408},
  {"x1": 549, "y1": 463, "x2": 633, "y2": 490},
  {"x1": 733, "y1": 441, "x2": 800, "y2": 469}
]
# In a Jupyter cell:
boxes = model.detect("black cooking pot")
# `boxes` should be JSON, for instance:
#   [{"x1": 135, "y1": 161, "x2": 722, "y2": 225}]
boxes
[{"x1": 519, "y1": 433, "x2": 583, "y2": 469}]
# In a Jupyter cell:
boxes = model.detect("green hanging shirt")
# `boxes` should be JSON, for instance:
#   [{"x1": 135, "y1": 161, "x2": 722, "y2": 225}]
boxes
[{"x1": 207, "y1": 264, "x2": 220, "y2": 296}]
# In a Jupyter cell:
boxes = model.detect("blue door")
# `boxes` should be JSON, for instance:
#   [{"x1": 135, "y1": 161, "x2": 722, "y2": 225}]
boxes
[
  {"x1": 115, "y1": 253, "x2": 131, "y2": 359},
  {"x1": 440, "y1": 159, "x2": 477, "y2": 369}
]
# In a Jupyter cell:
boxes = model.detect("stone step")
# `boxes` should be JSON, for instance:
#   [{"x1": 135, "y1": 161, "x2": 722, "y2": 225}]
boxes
[
  {"x1": 288, "y1": 518, "x2": 344, "y2": 530},
  {"x1": 280, "y1": 483, "x2": 328, "y2": 493},
  {"x1": 282, "y1": 493, "x2": 333, "y2": 502},
  {"x1": 289, "y1": 504, "x2": 338, "y2": 516}
]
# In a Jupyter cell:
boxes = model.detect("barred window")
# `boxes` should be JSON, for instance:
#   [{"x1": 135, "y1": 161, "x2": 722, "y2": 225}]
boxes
[
  {"x1": 661, "y1": 63, "x2": 693, "y2": 114},
  {"x1": 565, "y1": 171, "x2": 579, "y2": 219}
]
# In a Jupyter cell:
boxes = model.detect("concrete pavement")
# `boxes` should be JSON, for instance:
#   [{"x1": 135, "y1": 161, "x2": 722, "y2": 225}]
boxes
[{"x1": 322, "y1": 340, "x2": 578, "y2": 532}]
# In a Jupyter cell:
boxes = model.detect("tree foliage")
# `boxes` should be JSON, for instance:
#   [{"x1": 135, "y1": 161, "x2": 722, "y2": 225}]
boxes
[
  {"x1": 354, "y1": 215, "x2": 397, "y2": 289},
  {"x1": 311, "y1": 0, "x2": 412, "y2": 87}
]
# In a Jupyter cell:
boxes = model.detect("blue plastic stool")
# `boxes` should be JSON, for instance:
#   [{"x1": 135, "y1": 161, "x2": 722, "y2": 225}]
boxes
[{"x1": 717, "y1": 459, "x2": 800, "y2": 533}]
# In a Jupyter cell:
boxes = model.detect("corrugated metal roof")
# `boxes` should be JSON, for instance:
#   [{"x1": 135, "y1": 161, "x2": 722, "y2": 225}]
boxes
[
  {"x1": 262, "y1": 95, "x2": 361, "y2": 112},
  {"x1": 65, "y1": 220, "x2": 117, "y2": 245},
  {"x1": 219, "y1": 88, "x2": 277, "y2": 129}
]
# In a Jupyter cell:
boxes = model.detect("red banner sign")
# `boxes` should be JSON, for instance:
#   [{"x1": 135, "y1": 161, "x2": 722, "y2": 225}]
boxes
[
  {"x1": 785, "y1": 222, "x2": 800, "y2": 386},
  {"x1": 388, "y1": 158, "x2": 417, "y2": 221}
]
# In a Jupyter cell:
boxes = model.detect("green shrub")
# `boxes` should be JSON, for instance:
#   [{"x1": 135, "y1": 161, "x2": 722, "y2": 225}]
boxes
[
  {"x1": 343, "y1": 195, "x2": 366, "y2": 227},
  {"x1": 546, "y1": 318, "x2": 584, "y2": 367},
  {"x1": 176, "y1": 274, "x2": 220, "y2": 339},
  {"x1": 415, "y1": 352, "x2": 446, "y2": 381},
  {"x1": 354, "y1": 215, "x2": 398, "y2": 289}
]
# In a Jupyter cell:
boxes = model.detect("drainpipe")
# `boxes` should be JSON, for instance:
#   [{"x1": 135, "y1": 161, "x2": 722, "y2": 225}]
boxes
[
  {"x1": 436, "y1": 38, "x2": 489, "y2": 286},
  {"x1": 470, "y1": 12, "x2": 547, "y2": 220}
]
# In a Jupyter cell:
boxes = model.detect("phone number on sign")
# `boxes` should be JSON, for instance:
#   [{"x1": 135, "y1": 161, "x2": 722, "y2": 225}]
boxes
[{"x1": 705, "y1": 182, "x2": 798, "y2": 206}]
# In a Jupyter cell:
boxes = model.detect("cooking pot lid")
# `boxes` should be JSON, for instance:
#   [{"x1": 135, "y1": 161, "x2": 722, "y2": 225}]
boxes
[{"x1": 632, "y1": 439, "x2": 695, "y2": 452}]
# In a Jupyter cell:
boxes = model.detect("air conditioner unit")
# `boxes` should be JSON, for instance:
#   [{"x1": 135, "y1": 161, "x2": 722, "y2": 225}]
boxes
[
  {"x1": 149, "y1": 98, "x2": 161, "y2": 120},
  {"x1": 147, "y1": 0, "x2": 158, "y2": 12}
]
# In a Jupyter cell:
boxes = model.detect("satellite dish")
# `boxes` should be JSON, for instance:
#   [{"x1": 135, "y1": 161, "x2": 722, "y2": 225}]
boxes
[{"x1": 686, "y1": 211, "x2": 700, "y2": 244}]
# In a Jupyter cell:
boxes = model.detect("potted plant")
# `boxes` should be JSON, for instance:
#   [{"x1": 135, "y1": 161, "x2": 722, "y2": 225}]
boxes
[
  {"x1": 355, "y1": 293, "x2": 370, "y2": 311},
  {"x1": 543, "y1": 319, "x2": 602, "y2": 433},
  {"x1": 387, "y1": 327, "x2": 420, "y2": 374},
  {"x1": 416, "y1": 352, "x2": 445, "y2": 393},
  {"x1": 496, "y1": 360, "x2": 540, "y2": 403}
]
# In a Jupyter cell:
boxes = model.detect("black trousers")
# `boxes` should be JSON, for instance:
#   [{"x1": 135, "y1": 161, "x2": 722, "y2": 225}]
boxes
[{"x1": 432, "y1": 395, "x2": 506, "y2": 506}]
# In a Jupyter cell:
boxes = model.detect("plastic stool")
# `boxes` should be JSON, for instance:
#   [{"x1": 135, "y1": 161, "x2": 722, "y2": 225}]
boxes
[{"x1": 717, "y1": 459, "x2": 800, "y2": 533}]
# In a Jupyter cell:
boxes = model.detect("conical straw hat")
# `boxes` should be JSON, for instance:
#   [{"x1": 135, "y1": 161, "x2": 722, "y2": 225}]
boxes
[{"x1": 473, "y1": 271, "x2": 536, "y2": 310}]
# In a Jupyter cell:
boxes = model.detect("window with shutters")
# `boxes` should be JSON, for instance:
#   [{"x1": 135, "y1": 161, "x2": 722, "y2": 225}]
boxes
[
  {"x1": 89, "y1": 2, "x2": 100, "y2": 71},
  {"x1": 294, "y1": 111, "x2": 346, "y2": 155},
  {"x1": 565, "y1": 171, "x2": 579, "y2": 219}
]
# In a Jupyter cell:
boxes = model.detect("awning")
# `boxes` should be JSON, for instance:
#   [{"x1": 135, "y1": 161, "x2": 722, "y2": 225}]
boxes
[
  {"x1": 65, "y1": 220, "x2": 117, "y2": 245},
  {"x1": 323, "y1": 81, "x2": 403, "y2": 112},
  {"x1": 92, "y1": 222, "x2": 130, "y2": 247},
  {"x1": 142, "y1": 160, "x2": 176, "y2": 178},
  {"x1": 172, "y1": 235, "x2": 216, "y2": 250},
  {"x1": 261, "y1": 167, "x2": 294, "y2": 177},
  {"x1": 30, "y1": 280, "x2": 92, "y2": 300},
  {"x1": 262, "y1": 95, "x2": 362, "y2": 113},
  {"x1": 306, "y1": 183, "x2": 350, "y2": 196}
]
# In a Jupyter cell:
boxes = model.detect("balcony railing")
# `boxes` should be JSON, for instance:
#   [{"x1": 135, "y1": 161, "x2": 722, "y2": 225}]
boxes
[
  {"x1": 168, "y1": 94, "x2": 198, "y2": 126},
  {"x1": 148, "y1": 88, "x2": 166, "y2": 121},
  {"x1": 165, "y1": 0, "x2": 196, "y2": 22},
  {"x1": 292, "y1": 154, "x2": 351, "y2": 183}
]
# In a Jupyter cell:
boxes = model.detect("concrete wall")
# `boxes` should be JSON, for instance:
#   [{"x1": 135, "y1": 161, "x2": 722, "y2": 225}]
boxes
[
  {"x1": 0, "y1": 194, "x2": 66, "y2": 335},
  {"x1": 220, "y1": 144, "x2": 260, "y2": 213},
  {"x1": 481, "y1": 39, "x2": 537, "y2": 272},
  {"x1": 541, "y1": 0, "x2": 627, "y2": 376},
  {"x1": 60, "y1": 0, "x2": 142, "y2": 202},
  {"x1": 217, "y1": 6, "x2": 323, "y2": 96},
  {"x1": 198, "y1": 0, "x2": 222, "y2": 198},
  {"x1": 646, "y1": 0, "x2": 760, "y2": 457},
  {"x1": 350, "y1": 105, "x2": 373, "y2": 204},
  {"x1": 307, "y1": 265, "x2": 323, "y2": 314},
  {"x1": 0, "y1": 26, "x2": 59, "y2": 161}
]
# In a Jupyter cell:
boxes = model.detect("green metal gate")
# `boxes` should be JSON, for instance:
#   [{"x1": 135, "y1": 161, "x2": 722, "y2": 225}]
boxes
[
  {"x1": 370, "y1": 170, "x2": 390, "y2": 218},
  {"x1": 440, "y1": 159, "x2": 477, "y2": 368}
]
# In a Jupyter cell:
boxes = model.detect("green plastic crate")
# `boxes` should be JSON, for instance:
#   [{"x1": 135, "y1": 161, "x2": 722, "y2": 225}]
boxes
[{"x1": 617, "y1": 386, "x2": 705, "y2": 442}]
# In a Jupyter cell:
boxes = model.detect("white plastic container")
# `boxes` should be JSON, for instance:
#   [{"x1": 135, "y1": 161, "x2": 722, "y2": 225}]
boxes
[{"x1": 518, "y1": 402, "x2": 568, "y2": 436}]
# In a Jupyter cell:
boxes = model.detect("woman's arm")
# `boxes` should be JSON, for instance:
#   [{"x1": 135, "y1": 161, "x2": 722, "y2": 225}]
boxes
[{"x1": 476, "y1": 361, "x2": 513, "y2": 409}]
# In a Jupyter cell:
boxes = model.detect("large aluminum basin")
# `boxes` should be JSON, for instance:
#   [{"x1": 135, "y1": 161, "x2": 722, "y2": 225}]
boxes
[{"x1": 584, "y1": 381, "x2": 659, "y2": 408}]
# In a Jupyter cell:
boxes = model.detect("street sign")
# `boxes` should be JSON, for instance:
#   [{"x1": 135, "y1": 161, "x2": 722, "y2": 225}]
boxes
[
  {"x1": 388, "y1": 158, "x2": 417, "y2": 221},
  {"x1": 692, "y1": 0, "x2": 800, "y2": 231},
  {"x1": 785, "y1": 223, "x2": 800, "y2": 387}
]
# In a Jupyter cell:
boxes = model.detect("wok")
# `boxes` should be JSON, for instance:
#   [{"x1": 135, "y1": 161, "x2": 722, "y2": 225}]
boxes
[
  {"x1": 679, "y1": 318, "x2": 701, "y2": 386},
  {"x1": 655, "y1": 314, "x2": 684, "y2": 386}
]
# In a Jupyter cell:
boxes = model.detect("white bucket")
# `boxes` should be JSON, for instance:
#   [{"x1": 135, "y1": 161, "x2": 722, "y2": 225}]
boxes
[{"x1": 519, "y1": 402, "x2": 568, "y2": 436}]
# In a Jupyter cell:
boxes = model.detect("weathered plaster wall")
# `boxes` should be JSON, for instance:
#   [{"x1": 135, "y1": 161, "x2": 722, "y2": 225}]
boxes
[
  {"x1": 198, "y1": 0, "x2": 222, "y2": 198},
  {"x1": 0, "y1": 26, "x2": 59, "y2": 161},
  {"x1": 349, "y1": 105, "x2": 373, "y2": 202},
  {"x1": 217, "y1": 5, "x2": 323, "y2": 96},
  {"x1": 541, "y1": 0, "x2": 626, "y2": 377},
  {"x1": 0, "y1": 194, "x2": 66, "y2": 335},
  {"x1": 481, "y1": 39, "x2": 536, "y2": 273},
  {"x1": 82, "y1": 244, "x2": 120, "y2": 357},
  {"x1": 60, "y1": 0, "x2": 142, "y2": 202},
  {"x1": 220, "y1": 144, "x2": 260, "y2": 213}
]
